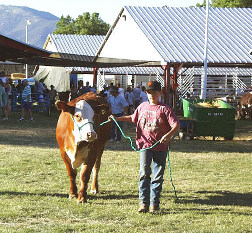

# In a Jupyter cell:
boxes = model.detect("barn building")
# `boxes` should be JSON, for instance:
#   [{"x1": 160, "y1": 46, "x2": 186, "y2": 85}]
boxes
[{"x1": 95, "y1": 6, "x2": 252, "y2": 104}]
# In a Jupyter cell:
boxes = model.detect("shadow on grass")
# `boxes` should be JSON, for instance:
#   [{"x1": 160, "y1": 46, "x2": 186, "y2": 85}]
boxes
[
  {"x1": 1, "y1": 114, "x2": 251, "y2": 152},
  {"x1": 0, "y1": 191, "x2": 68, "y2": 198},
  {"x1": 0, "y1": 190, "x2": 138, "y2": 200},
  {"x1": 177, "y1": 190, "x2": 252, "y2": 207},
  {"x1": 0, "y1": 134, "x2": 58, "y2": 148},
  {"x1": 105, "y1": 139, "x2": 252, "y2": 153}
]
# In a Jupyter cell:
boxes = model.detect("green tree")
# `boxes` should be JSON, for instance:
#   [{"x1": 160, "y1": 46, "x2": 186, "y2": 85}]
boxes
[
  {"x1": 53, "y1": 15, "x2": 75, "y2": 34},
  {"x1": 211, "y1": 0, "x2": 252, "y2": 7},
  {"x1": 196, "y1": 0, "x2": 252, "y2": 7},
  {"x1": 196, "y1": 0, "x2": 207, "y2": 7},
  {"x1": 53, "y1": 12, "x2": 110, "y2": 35},
  {"x1": 76, "y1": 12, "x2": 110, "y2": 35}
]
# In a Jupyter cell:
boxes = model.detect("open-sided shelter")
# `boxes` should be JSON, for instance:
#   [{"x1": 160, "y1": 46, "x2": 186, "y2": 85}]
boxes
[
  {"x1": 43, "y1": 34, "x2": 164, "y2": 90},
  {"x1": 96, "y1": 6, "x2": 252, "y2": 103}
]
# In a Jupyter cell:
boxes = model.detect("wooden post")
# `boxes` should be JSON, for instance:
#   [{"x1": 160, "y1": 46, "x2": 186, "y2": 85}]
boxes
[
  {"x1": 172, "y1": 64, "x2": 182, "y2": 109},
  {"x1": 93, "y1": 67, "x2": 98, "y2": 86},
  {"x1": 164, "y1": 64, "x2": 171, "y2": 105}
]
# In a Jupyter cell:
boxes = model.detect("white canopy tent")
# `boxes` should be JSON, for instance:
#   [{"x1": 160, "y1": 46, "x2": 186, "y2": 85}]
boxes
[{"x1": 33, "y1": 66, "x2": 70, "y2": 92}]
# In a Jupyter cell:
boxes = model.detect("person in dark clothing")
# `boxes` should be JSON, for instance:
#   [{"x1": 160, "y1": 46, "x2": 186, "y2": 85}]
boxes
[{"x1": 79, "y1": 81, "x2": 91, "y2": 95}]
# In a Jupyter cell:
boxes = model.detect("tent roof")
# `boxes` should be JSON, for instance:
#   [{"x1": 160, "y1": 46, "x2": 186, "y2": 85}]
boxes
[{"x1": 0, "y1": 34, "x2": 52, "y2": 62}]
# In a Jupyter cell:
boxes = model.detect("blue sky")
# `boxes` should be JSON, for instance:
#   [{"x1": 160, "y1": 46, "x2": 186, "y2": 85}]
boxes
[{"x1": 0, "y1": 0, "x2": 202, "y2": 24}]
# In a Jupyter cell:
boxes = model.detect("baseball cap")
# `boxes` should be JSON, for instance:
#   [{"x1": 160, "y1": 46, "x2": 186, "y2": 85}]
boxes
[{"x1": 146, "y1": 81, "x2": 161, "y2": 91}]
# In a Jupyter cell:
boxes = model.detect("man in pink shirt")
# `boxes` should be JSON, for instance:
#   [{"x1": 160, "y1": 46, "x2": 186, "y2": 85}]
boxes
[{"x1": 111, "y1": 81, "x2": 180, "y2": 213}]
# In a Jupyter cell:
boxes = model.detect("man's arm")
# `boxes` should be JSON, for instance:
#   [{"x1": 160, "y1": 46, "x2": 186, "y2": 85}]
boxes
[
  {"x1": 123, "y1": 106, "x2": 128, "y2": 115},
  {"x1": 110, "y1": 115, "x2": 132, "y2": 122}
]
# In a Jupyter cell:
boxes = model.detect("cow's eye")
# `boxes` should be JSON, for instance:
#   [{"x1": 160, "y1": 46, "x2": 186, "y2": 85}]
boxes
[{"x1": 75, "y1": 114, "x2": 82, "y2": 122}]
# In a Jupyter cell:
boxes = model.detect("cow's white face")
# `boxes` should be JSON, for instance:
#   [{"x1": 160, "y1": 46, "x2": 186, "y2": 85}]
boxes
[{"x1": 72, "y1": 100, "x2": 97, "y2": 145}]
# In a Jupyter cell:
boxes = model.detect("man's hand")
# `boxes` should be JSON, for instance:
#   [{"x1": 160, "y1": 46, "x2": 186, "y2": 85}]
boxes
[
  {"x1": 160, "y1": 134, "x2": 172, "y2": 144},
  {"x1": 108, "y1": 115, "x2": 117, "y2": 121}
]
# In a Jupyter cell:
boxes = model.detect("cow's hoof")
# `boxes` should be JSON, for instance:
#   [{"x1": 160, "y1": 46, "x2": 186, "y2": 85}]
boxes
[
  {"x1": 90, "y1": 189, "x2": 98, "y2": 195},
  {"x1": 77, "y1": 197, "x2": 87, "y2": 204},
  {"x1": 69, "y1": 193, "x2": 78, "y2": 199}
]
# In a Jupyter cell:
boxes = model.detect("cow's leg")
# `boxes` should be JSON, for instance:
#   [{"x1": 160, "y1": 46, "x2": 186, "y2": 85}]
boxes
[
  {"x1": 78, "y1": 162, "x2": 95, "y2": 203},
  {"x1": 90, "y1": 144, "x2": 105, "y2": 195},
  {"x1": 61, "y1": 151, "x2": 78, "y2": 199}
]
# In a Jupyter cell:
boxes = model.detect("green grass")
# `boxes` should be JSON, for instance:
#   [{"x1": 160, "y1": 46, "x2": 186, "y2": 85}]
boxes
[{"x1": 0, "y1": 111, "x2": 251, "y2": 232}]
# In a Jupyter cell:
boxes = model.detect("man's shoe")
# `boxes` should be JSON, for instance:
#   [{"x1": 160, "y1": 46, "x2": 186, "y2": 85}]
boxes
[
  {"x1": 109, "y1": 139, "x2": 114, "y2": 143},
  {"x1": 150, "y1": 205, "x2": 160, "y2": 213},
  {"x1": 138, "y1": 204, "x2": 149, "y2": 213},
  {"x1": 19, "y1": 118, "x2": 24, "y2": 122}
]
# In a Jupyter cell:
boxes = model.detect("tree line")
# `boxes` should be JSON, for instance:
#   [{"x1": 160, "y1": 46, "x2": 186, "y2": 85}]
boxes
[{"x1": 54, "y1": 0, "x2": 252, "y2": 35}]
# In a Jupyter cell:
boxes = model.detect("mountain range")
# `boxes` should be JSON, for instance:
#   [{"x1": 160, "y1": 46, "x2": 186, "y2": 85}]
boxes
[{"x1": 0, "y1": 5, "x2": 59, "y2": 48}]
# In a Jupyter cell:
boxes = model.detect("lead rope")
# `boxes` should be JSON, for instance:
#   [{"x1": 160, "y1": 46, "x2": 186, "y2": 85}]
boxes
[{"x1": 100, "y1": 116, "x2": 178, "y2": 200}]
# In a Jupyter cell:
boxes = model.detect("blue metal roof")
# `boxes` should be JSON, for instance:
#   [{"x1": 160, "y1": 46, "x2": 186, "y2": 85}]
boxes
[
  {"x1": 181, "y1": 67, "x2": 252, "y2": 76},
  {"x1": 49, "y1": 34, "x2": 104, "y2": 56},
  {"x1": 48, "y1": 34, "x2": 163, "y2": 75},
  {"x1": 124, "y1": 6, "x2": 252, "y2": 65}
]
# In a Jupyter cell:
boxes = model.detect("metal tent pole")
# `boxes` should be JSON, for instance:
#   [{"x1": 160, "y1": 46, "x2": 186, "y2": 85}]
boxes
[{"x1": 201, "y1": 0, "x2": 209, "y2": 100}]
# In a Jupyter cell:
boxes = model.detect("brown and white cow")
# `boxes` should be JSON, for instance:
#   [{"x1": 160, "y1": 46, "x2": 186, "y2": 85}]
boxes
[
  {"x1": 237, "y1": 92, "x2": 252, "y2": 120},
  {"x1": 56, "y1": 92, "x2": 112, "y2": 203}
]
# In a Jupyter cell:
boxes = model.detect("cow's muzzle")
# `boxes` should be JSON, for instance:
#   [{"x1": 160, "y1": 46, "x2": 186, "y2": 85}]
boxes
[{"x1": 87, "y1": 131, "x2": 97, "y2": 141}]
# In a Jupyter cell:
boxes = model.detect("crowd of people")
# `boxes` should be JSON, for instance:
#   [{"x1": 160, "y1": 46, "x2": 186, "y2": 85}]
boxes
[
  {"x1": 0, "y1": 71, "x2": 57, "y2": 121},
  {"x1": 95, "y1": 81, "x2": 174, "y2": 146},
  {"x1": 98, "y1": 82, "x2": 150, "y2": 143}
]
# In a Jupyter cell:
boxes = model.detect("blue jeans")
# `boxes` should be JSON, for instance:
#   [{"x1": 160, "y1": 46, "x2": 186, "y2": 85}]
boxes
[
  {"x1": 110, "y1": 112, "x2": 124, "y2": 141},
  {"x1": 139, "y1": 149, "x2": 167, "y2": 207}
]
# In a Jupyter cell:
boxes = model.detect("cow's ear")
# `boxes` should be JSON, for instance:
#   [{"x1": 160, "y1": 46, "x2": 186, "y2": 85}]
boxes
[
  {"x1": 56, "y1": 101, "x2": 75, "y2": 115},
  {"x1": 93, "y1": 104, "x2": 110, "y2": 115}
]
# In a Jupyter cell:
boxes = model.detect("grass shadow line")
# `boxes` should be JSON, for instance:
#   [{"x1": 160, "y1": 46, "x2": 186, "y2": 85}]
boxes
[
  {"x1": 0, "y1": 191, "x2": 68, "y2": 198},
  {"x1": 177, "y1": 190, "x2": 252, "y2": 207},
  {"x1": 0, "y1": 190, "x2": 138, "y2": 201}
]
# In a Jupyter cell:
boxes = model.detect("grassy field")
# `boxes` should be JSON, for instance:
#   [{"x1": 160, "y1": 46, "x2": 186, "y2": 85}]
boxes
[{"x1": 0, "y1": 111, "x2": 251, "y2": 233}]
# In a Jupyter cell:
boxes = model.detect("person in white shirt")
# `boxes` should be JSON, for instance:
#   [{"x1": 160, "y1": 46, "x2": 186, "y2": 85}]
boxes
[
  {"x1": 133, "y1": 83, "x2": 142, "y2": 109},
  {"x1": 139, "y1": 86, "x2": 148, "y2": 104},
  {"x1": 107, "y1": 86, "x2": 128, "y2": 143},
  {"x1": 125, "y1": 86, "x2": 135, "y2": 114},
  {"x1": 118, "y1": 83, "x2": 125, "y2": 97},
  {"x1": 19, "y1": 79, "x2": 33, "y2": 121}
]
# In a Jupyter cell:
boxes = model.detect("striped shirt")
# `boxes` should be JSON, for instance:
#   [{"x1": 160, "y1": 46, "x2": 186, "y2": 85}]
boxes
[{"x1": 22, "y1": 85, "x2": 32, "y2": 102}]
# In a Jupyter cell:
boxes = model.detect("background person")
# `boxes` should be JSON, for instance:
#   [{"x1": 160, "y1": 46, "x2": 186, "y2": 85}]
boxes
[
  {"x1": 139, "y1": 86, "x2": 148, "y2": 104},
  {"x1": 124, "y1": 86, "x2": 135, "y2": 115},
  {"x1": 0, "y1": 79, "x2": 8, "y2": 120},
  {"x1": 118, "y1": 83, "x2": 124, "y2": 97},
  {"x1": 69, "y1": 82, "x2": 78, "y2": 101},
  {"x1": 133, "y1": 83, "x2": 141, "y2": 109},
  {"x1": 19, "y1": 79, "x2": 33, "y2": 121},
  {"x1": 37, "y1": 80, "x2": 45, "y2": 110},
  {"x1": 79, "y1": 81, "x2": 91, "y2": 95},
  {"x1": 90, "y1": 84, "x2": 97, "y2": 94},
  {"x1": 110, "y1": 81, "x2": 180, "y2": 213},
  {"x1": 49, "y1": 85, "x2": 57, "y2": 110},
  {"x1": 0, "y1": 71, "x2": 7, "y2": 83},
  {"x1": 107, "y1": 86, "x2": 128, "y2": 143},
  {"x1": 16, "y1": 79, "x2": 23, "y2": 101},
  {"x1": 4, "y1": 78, "x2": 12, "y2": 118}
]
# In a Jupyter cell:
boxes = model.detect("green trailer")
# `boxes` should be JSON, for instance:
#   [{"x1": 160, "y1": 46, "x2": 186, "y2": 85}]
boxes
[{"x1": 182, "y1": 98, "x2": 236, "y2": 140}]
